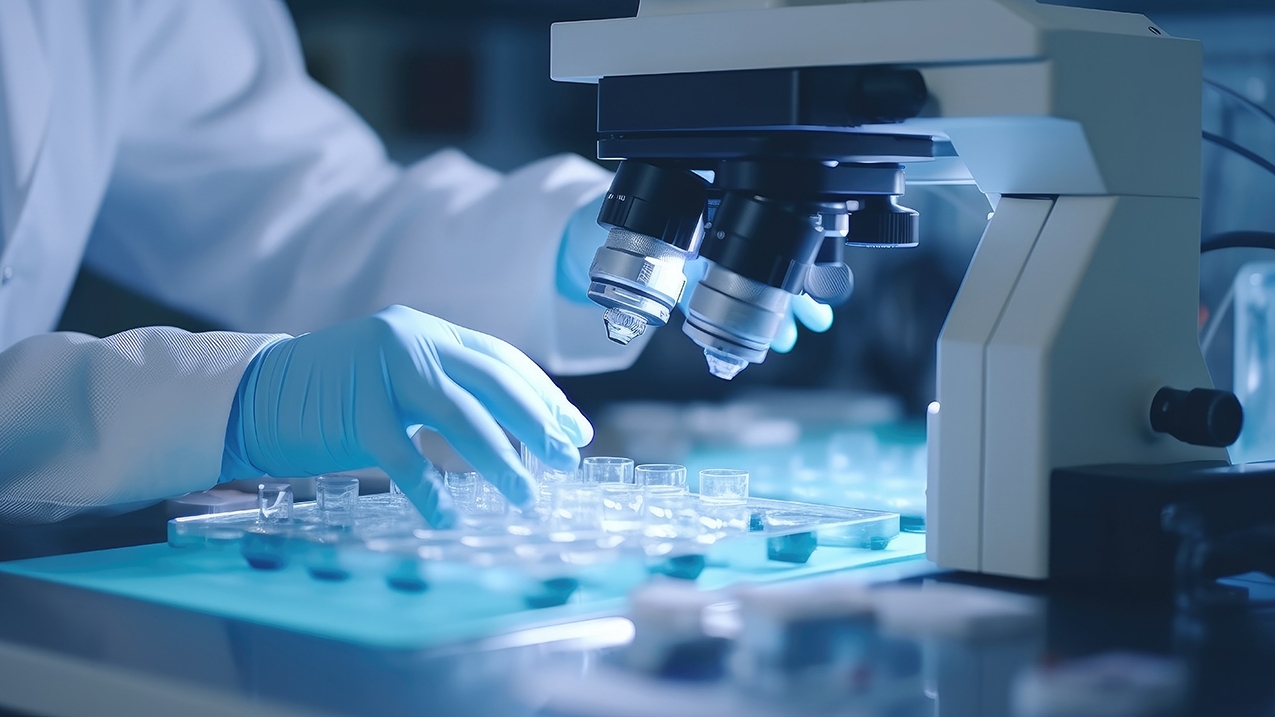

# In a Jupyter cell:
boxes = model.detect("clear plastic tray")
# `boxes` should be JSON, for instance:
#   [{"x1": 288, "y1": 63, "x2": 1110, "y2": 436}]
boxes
[{"x1": 168, "y1": 492, "x2": 900, "y2": 591}]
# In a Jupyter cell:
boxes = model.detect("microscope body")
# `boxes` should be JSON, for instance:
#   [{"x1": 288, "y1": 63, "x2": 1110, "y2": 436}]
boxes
[{"x1": 552, "y1": 0, "x2": 1226, "y2": 581}]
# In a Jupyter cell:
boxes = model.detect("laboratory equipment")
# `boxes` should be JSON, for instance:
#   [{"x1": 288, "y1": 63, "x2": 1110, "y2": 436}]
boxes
[
  {"x1": 583, "y1": 456, "x2": 636, "y2": 484},
  {"x1": 1233, "y1": 262, "x2": 1275, "y2": 463},
  {"x1": 170, "y1": 479, "x2": 902, "y2": 588},
  {"x1": 445, "y1": 471, "x2": 479, "y2": 507},
  {"x1": 316, "y1": 475, "x2": 359, "y2": 528},
  {"x1": 699, "y1": 469, "x2": 749, "y2": 505},
  {"x1": 549, "y1": 485, "x2": 606, "y2": 533},
  {"x1": 641, "y1": 492, "x2": 702, "y2": 541},
  {"x1": 600, "y1": 483, "x2": 645, "y2": 533},
  {"x1": 636, "y1": 464, "x2": 688, "y2": 495},
  {"x1": 1012, "y1": 652, "x2": 1187, "y2": 717},
  {"x1": 732, "y1": 583, "x2": 887, "y2": 703},
  {"x1": 626, "y1": 582, "x2": 730, "y2": 676},
  {"x1": 552, "y1": 0, "x2": 1249, "y2": 584},
  {"x1": 257, "y1": 482, "x2": 293, "y2": 523}
]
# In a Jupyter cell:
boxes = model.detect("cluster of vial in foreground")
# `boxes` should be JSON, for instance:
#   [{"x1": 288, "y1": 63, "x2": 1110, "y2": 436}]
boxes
[
  {"x1": 438, "y1": 446, "x2": 755, "y2": 540},
  {"x1": 244, "y1": 458, "x2": 755, "y2": 588},
  {"x1": 250, "y1": 451, "x2": 752, "y2": 542},
  {"x1": 256, "y1": 474, "x2": 361, "y2": 528}
]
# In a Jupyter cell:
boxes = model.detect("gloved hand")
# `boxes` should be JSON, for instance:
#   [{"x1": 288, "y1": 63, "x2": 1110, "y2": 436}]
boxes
[
  {"x1": 221, "y1": 305, "x2": 593, "y2": 527},
  {"x1": 557, "y1": 197, "x2": 835, "y2": 350}
]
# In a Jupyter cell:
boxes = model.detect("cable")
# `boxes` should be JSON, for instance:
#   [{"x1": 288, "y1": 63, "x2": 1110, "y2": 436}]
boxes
[
  {"x1": 1200, "y1": 281, "x2": 1232, "y2": 356},
  {"x1": 1205, "y1": 77, "x2": 1275, "y2": 128},
  {"x1": 1198, "y1": 233, "x2": 1275, "y2": 352},
  {"x1": 1201, "y1": 231, "x2": 1275, "y2": 254},
  {"x1": 1203, "y1": 131, "x2": 1275, "y2": 183}
]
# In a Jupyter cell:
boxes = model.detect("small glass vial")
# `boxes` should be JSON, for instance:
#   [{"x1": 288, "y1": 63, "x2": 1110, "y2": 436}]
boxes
[
  {"x1": 550, "y1": 484, "x2": 605, "y2": 533},
  {"x1": 257, "y1": 482, "x2": 293, "y2": 523},
  {"x1": 316, "y1": 475, "x2": 359, "y2": 527},
  {"x1": 463, "y1": 474, "x2": 508, "y2": 517},
  {"x1": 389, "y1": 480, "x2": 406, "y2": 502},
  {"x1": 582, "y1": 456, "x2": 635, "y2": 485},
  {"x1": 521, "y1": 443, "x2": 579, "y2": 484},
  {"x1": 1235, "y1": 262, "x2": 1275, "y2": 463},
  {"x1": 643, "y1": 491, "x2": 702, "y2": 540},
  {"x1": 600, "y1": 484, "x2": 644, "y2": 533},
  {"x1": 636, "y1": 464, "x2": 688, "y2": 495},
  {"x1": 445, "y1": 471, "x2": 479, "y2": 511},
  {"x1": 699, "y1": 469, "x2": 749, "y2": 505}
]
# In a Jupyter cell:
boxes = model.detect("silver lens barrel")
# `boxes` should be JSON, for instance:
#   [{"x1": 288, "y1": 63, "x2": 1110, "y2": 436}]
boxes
[
  {"x1": 682, "y1": 262, "x2": 793, "y2": 378},
  {"x1": 587, "y1": 227, "x2": 695, "y2": 344}
]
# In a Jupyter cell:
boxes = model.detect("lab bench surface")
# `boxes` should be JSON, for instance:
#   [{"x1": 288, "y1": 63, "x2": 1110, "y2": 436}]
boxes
[{"x1": 3, "y1": 540, "x2": 1275, "y2": 715}]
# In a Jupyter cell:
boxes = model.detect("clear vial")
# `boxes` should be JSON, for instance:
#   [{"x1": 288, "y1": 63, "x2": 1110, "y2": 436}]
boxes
[
  {"x1": 583, "y1": 456, "x2": 635, "y2": 485},
  {"x1": 699, "y1": 468, "x2": 749, "y2": 505},
  {"x1": 550, "y1": 485, "x2": 605, "y2": 533},
  {"x1": 600, "y1": 484, "x2": 644, "y2": 532},
  {"x1": 257, "y1": 482, "x2": 293, "y2": 523},
  {"x1": 642, "y1": 491, "x2": 702, "y2": 540},
  {"x1": 445, "y1": 471, "x2": 479, "y2": 511},
  {"x1": 520, "y1": 443, "x2": 579, "y2": 484},
  {"x1": 1235, "y1": 262, "x2": 1275, "y2": 463},
  {"x1": 636, "y1": 464, "x2": 688, "y2": 495},
  {"x1": 316, "y1": 475, "x2": 359, "y2": 527},
  {"x1": 471, "y1": 475, "x2": 508, "y2": 517}
]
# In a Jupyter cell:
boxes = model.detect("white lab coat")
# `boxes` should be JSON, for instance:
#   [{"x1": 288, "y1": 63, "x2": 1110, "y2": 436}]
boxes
[{"x1": 0, "y1": 1, "x2": 631, "y2": 523}]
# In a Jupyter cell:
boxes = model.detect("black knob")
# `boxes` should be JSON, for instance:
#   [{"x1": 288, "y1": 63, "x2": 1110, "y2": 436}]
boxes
[
  {"x1": 846, "y1": 195, "x2": 919, "y2": 247},
  {"x1": 1149, "y1": 387, "x2": 1243, "y2": 448}
]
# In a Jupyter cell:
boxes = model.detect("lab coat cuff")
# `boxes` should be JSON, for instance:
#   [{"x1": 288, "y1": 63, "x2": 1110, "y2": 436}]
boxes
[{"x1": 219, "y1": 336, "x2": 290, "y2": 482}]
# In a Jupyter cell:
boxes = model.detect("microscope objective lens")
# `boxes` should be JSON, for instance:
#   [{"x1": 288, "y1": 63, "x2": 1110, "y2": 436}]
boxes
[
  {"x1": 704, "y1": 348, "x2": 749, "y2": 381},
  {"x1": 603, "y1": 307, "x2": 649, "y2": 345}
]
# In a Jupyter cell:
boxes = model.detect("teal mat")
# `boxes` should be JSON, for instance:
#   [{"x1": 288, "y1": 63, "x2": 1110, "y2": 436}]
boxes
[{"x1": 0, "y1": 534, "x2": 925, "y2": 650}]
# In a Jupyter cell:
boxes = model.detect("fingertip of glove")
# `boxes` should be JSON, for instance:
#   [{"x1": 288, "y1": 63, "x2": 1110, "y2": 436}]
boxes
[
  {"x1": 491, "y1": 467, "x2": 538, "y2": 508},
  {"x1": 427, "y1": 502, "x2": 459, "y2": 530},
  {"x1": 772, "y1": 319, "x2": 798, "y2": 354},
  {"x1": 794, "y1": 295, "x2": 835, "y2": 333},
  {"x1": 403, "y1": 471, "x2": 459, "y2": 529},
  {"x1": 556, "y1": 408, "x2": 595, "y2": 448}
]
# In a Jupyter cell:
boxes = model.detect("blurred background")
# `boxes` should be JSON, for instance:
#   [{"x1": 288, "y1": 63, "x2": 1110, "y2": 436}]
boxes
[{"x1": 57, "y1": 0, "x2": 1275, "y2": 422}]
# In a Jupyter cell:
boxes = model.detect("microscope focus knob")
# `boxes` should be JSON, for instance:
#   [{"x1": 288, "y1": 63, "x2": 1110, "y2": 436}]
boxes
[
  {"x1": 803, "y1": 263, "x2": 854, "y2": 306},
  {"x1": 1149, "y1": 387, "x2": 1243, "y2": 448},
  {"x1": 846, "y1": 195, "x2": 919, "y2": 247}
]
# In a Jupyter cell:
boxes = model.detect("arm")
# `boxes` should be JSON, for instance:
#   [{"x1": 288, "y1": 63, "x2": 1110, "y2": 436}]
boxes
[
  {"x1": 0, "y1": 328, "x2": 282, "y2": 524},
  {"x1": 84, "y1": 0, "x2": 634, "y2": 376}
]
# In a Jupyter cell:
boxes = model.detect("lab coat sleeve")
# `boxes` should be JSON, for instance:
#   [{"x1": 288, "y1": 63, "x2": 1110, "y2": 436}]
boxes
[
  {"x1": 0, "y1": 328, "x2": 284, "y2": 524},
  {"x1": 83, "y1": 0, "x2": 641, "y2": 376}
]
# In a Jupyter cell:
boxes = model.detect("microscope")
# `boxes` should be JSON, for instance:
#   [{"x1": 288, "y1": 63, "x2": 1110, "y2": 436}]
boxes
[{"x1": 552, "y1": 0, "x2": 1268, "y2": 590}]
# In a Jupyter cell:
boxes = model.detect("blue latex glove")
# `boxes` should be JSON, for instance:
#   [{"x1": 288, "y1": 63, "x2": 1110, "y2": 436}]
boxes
[
  {"x1": 221, "y1": 305, "x2": 593, "y2": 527},
  {"x1": 558, "y1": 197, "x2": 835, "y2": 349},
  {"x1": 556, "y1": 195, "x2": 608, "y2": 305}
]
